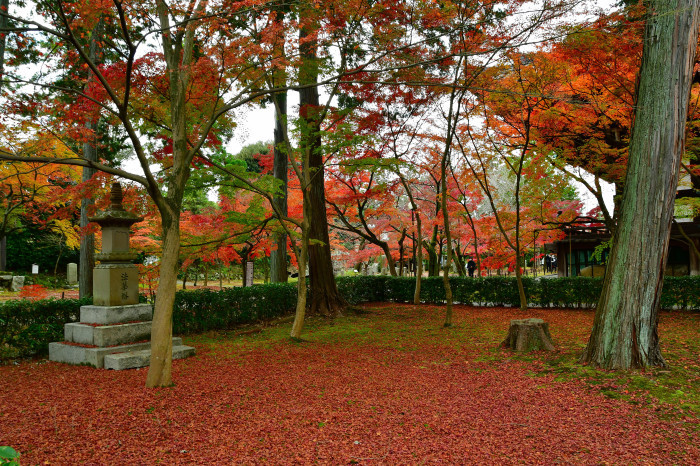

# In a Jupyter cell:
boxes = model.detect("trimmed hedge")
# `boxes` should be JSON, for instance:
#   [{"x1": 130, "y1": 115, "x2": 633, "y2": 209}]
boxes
[
  {"x1": 2, "y1": 275, "x2": 697, "y2": 359},
  {"x1": 172, "y1": 283, "x2": 297, "y2": 334},
  {"x1": 336, "y1": 275, "x2": 699, "y2": 310},
  {"x1": 0, "y1": 297, "x2": 91, "y2": 358}
]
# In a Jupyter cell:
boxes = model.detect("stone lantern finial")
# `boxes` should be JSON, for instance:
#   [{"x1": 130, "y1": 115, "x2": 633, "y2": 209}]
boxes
[{"x1": 110, "y1": 182, "x2": 125, "y2": 211}]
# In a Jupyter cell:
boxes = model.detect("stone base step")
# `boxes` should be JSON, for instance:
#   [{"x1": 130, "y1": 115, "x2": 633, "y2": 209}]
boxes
[
  {"x1": 49, "y1": 338, "x2": 184, "y2": 368},
  {"x1": 80, "y1": 304, "x2": 153, "y2": 325},
  {"x1": 64, "y1": 321, "x2": 152, "y2": 347},
  {"x1": 104, "y1": 345, "x2": 196, "y2": 370}
]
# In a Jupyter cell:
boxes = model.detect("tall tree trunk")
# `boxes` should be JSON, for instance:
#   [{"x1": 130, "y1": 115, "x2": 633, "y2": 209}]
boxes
[
  {"x1": 426, "y1": 226, "x2": 439, "y2": 276},
  {"x1": 270, "y1": 89, "x2": 288, "y2": 283},
  {"x1": 0, "y1": 236, "x2": 5, "y2": 271},
  {"x1": 581, "y1": 0, "x2": 700, "y2": 369},
  {"x1": 413, "y1": 216, "x2": 424, "y2": 304},
  {"x1": 299, "y1": 18, "x2": 344, "y2": 317},
  {"x1": 146, "y1": 211, "x2": 180, "y2": 388},
  {"x1": 290, "y1": 187, "x2": 311, "y2": 339},
  {"x1": 79, "y1": 20, "x2": 102, "y2": 299},
  {"x1": 381, "y1": 242, "x2": 398, "y2": 276},
  {"x1": 398, "y1": 230, "x2": 406, "y2": 277},
  {"x1": 0, "y1": 0, "x2": 8, "y2": 272}
]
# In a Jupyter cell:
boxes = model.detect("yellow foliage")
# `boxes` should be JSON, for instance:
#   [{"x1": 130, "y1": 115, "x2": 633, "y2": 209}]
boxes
[{"x1": 50, "y1": 218, "x2": 81, "y2": 250}]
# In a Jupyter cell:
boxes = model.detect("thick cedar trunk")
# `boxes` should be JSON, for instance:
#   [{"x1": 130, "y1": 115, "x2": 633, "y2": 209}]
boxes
[
  {"x1": 581, "y1": 0, "x2": 700, "y2": 369},
  {"x1": 299, "y1": 19, "x2": 344, "y2": 317},
  {"x1": 146, "y1": 211, "x2": 179, "y2": 387},
  {"x1": 0, "y1": 0, "x2": 5, "y2": 272},
  {"x1": 270, "y1": 90, "x2": 288, "y2": 283}
]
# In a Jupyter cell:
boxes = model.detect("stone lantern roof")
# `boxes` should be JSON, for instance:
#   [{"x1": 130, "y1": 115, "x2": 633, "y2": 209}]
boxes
[{"x1": 89, "y1": 182, "x2": 143, "y2": 263}]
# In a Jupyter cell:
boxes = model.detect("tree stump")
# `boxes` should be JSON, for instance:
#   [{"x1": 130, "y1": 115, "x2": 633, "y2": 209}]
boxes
[{"x1": 501, "y1": 318, "x2": 555, "y2": 352}]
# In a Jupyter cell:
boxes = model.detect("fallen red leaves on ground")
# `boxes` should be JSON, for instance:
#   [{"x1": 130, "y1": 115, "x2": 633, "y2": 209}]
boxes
[{"x1": 1, "y1": 304, "x2": 698, "y2": 464}]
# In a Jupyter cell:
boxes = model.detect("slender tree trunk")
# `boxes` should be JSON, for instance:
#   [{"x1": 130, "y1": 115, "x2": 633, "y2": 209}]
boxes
[
  {"x1": 0, "y1": 236, "x2": 5, "y2": 271},
  {"x1": 381, "y1": 243, "x2": 398, "y2": 276},
  {"x1": 290, "y1": 189, "x2": 311, "y2": 339},
  {"x1": 79, "y1": 20, "x2": 102, "y2": 299},
  {"x1": 453, "y1": 246, "x2": 465, "y2": 277},
  {"x1": 398, "y1": 231, "x2": 406, "y2": 277},
  {"x1": 426, "y1": 226, "x2": 439, "y2": 276},
  {"x1": 271, "y1": 89, "x2": 288, "y2": 283},
  {"x1": 146, "y1": 211, "x2": 180, "y2": 388},
  {"x1": 581, "y1": 0, "x2": 700, "y2": 369},
  {"x1": 413, "y1": 214, "x2": 424, "y2": 304},
  {"x1": 0, "y1": 0, "x2": 8, "y2": 272}
]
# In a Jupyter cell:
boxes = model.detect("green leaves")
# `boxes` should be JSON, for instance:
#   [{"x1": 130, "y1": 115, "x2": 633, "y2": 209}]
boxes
[{"x1": 0, "y1": 446, "x2": 20, "y2": 465}]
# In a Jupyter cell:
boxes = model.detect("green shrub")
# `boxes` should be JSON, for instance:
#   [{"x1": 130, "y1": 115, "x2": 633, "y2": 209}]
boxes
[
  {"x1": 0, "y1": 297, "x2": 90, "y2": 358},
  {"x1": 172, "y1": 283, "x2": 297, "y2": 334}
]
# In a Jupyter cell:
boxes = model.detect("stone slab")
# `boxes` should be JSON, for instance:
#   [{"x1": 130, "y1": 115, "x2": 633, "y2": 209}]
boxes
[
  {"x1": 80, "y1": 304, "x2": 153, "y2": 325},
  {"x1": 49, "y1": 338, "x2": 184, "y2": 368},
  {"x1": 10, "y1": 276, "x2": 24, "y2": 292},
  {"x1": 64, "y1": 321, "x2": 152, "y2": 347},
  {"x1": 67, "y1": 263, "x2": 78, "y2": 285},
  {"x1": 104, "y1": 345, "x2": 196, "y2": 370}
]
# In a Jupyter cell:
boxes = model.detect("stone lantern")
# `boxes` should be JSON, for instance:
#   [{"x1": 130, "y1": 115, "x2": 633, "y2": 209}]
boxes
[
  {"x1": 49, "y1": 182, "x2": 195, "y2": 369},
  {"x1": 90, "y1": 182, "x2": 143, "y2": 306}
]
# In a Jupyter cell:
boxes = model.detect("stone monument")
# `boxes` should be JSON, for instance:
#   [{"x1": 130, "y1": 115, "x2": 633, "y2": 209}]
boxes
[
  {"x1": 66, "y1": 263, "x2": 78, "y2": 286},
  {"x1": 10, "y1": 275, "x2": 24, "y2": 292},
  {"x1": 49, "y1": 182, "x2": 195, "y2": 370}
]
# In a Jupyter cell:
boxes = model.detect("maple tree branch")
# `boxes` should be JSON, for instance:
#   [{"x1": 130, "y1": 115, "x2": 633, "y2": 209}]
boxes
[
  {"x1": 1, "y1": 76, "x2": 120, "y2": 118},
  {"x1": 0, "y1": 151, "x2": 147, "y2": 185}
]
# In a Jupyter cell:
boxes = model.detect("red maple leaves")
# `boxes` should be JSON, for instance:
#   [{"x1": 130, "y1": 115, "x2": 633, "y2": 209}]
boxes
[{"x1": 1, "y1": 304, "x2": 698, "y2": 464}]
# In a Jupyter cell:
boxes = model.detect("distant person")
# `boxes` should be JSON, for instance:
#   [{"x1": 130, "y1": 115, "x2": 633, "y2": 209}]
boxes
[
  {"x1": 467, "y1": 258, "x2": 476, "y2": 277},
  {"x1": 551, "y1": 256, "x2": 557, "y2": 272},
  {"x1": 545, "y1": 254, "x2": 552, "y2": 273}
]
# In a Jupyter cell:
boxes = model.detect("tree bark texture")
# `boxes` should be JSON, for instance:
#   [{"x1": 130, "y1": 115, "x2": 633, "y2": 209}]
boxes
[
  {"x1": 79, "y1": 20, "x2": 102, "y2": 299},
  {"x1": 299, "y1": 19, "x2": 345, "y2": 317},
  {"x1": 581, "y1": 0, "x2": 700, "y2": 369},
  {"x1": 146, "y1": 211, "x2": 179, "y2": 387},
  {"x1": 270, "y1": 90, "x2": 288, "y2": 283}
]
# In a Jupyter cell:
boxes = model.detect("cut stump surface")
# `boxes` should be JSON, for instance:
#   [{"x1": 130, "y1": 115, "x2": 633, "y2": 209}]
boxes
[{"x1": 501, "y1": 318, "x2": 555, "y2": 352}]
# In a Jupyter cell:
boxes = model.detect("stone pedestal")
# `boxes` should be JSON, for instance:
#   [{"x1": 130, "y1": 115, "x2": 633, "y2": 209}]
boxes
[
  {"x1": 49, "y1": 182, "x2": 195, "y2": 370},
  {"x1": 49, "y1": 303, "x2": 194, "y2": 369}
]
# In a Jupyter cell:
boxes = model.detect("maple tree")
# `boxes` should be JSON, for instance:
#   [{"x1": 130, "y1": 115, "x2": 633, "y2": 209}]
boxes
[
  {"x1": 0, "y1": 134, "x2": 84, "y2": 271},
  {"x1": 0, "y1": 0, "x2": 296, "y2": 387}
]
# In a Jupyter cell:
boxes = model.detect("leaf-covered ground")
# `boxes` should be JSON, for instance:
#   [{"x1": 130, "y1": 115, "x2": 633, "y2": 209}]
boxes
[{"x1": 1, "y1": 304, "x2": 698, "y2": 464}]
